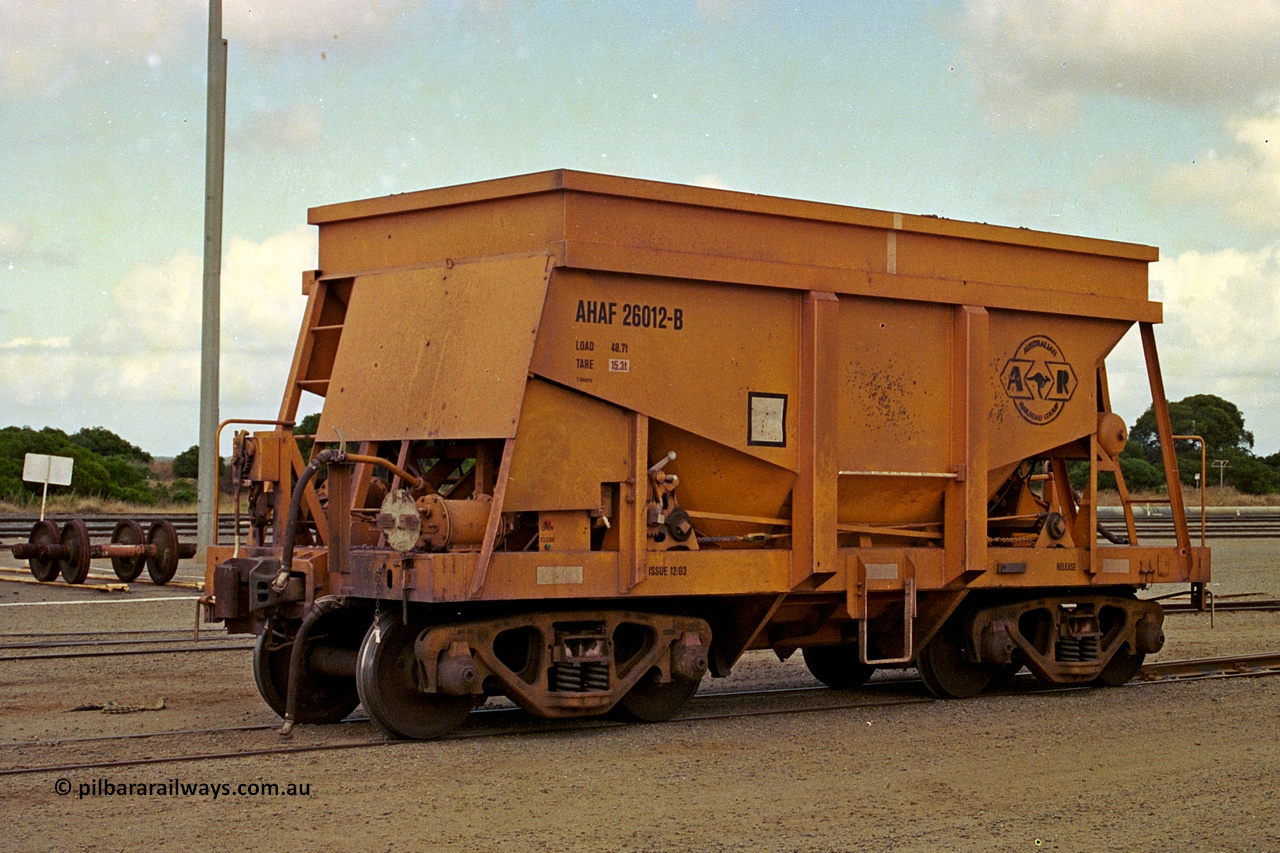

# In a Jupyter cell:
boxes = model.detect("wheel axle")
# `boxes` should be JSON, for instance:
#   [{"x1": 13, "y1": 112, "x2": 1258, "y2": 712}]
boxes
[{"x1": 11, "y1": 518, "x2": 196, "y2": 584}]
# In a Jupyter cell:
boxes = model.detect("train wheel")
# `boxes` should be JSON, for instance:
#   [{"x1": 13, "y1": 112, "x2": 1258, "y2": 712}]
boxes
[
  {"x1": 59, "y1": 520, "x2": 92, "y2": 584},
  {"x1": 917, "y1": 615, "x2": 995, "y2": 699},
  {"x1": 109, "y1": 520, "x2": 146, "y2": 582},
  {"x1": 1096, "y1": 651, "x2": 1145, "y2": 686},
  {"x1": 356, "y1": 611, "x2": 472, "y2": 740},
  {"x1": 26, "y1": 520, "x2": 61, "y2": 582},
  {"x1": 145, "y1": 519, "x2": 180, "y2": 585},
  {"x1": 614, "y1": 667, "x2": 701, "y2": 722},
  {"x1": 253, "y1": 622, "x2": 361, "y2": 724},
  {"x1": 801, "y1": 644, "x2": 876, "y2": 689}
]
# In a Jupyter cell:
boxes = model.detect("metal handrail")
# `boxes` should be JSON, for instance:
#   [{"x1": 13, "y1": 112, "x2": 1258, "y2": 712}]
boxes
[{"x1": 212, "y1": 418, "x2": 296, "y2": 551}]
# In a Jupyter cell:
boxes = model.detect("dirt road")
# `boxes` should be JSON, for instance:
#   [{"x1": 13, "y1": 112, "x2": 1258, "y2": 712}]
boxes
[{"x1": 1, "y1": 542, "x2": 1277, "y2": 852}]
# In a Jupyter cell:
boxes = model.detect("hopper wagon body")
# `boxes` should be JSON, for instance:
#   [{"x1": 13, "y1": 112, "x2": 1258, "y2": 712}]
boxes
[{"x1": 202, "y1": 170, "x2": 1209, "y2": 738}]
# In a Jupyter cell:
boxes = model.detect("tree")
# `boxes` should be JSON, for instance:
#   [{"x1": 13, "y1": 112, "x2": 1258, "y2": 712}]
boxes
[
  {"x1": 1071, "y1": 453, "x2": 1167, "y2": 493},
  {"x1": 172, "y1": 444, "x2": 226, "y2": 483},
  {"x1": 1231, "y1": 457, "x2": 1280, "y2": 495},
  {"x1": 294, "y1": 412, "x2": 322, "y2": 460},
  {"x1": 296, "y1": 412, "x2": 321, "y2": 434},
  {"x1": 69, "y1": 426, "x2": 152, "y2": 463},
  {"x1": 0, "y1": 425, "x2": 156, "y2": 504},
  {"x1": 1115, "y1": 455, "x2": 1166, "y2": 492},
  {"x1": 1129, "y1": 394, "x2": 1253, "y2": 464},
  {"x1": 1127, "y1": 394, "x2": 1260, "y2": 487},
  {"x1": 1124, "y1": 394, "x2": 1280, "y2": 493},
  {"x1": 172, "y1": 445, "x2": 200, "y2": 479}
]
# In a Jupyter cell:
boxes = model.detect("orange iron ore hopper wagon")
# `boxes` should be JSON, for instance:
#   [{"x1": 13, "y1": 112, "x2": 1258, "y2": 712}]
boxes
[{"x1": 201, "y1": 171, "x2": 1208, "y2": 739}]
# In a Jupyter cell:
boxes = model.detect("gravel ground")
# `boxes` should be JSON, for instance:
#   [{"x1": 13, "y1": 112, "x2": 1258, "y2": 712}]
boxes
[{"x1": 1, "y1": 541, "x2": 1278, "y2": 852}]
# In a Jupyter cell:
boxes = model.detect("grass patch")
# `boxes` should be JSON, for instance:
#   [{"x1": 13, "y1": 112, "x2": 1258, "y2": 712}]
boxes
[
  {"x1": 1098, "y1": 486, "x2": 1280, "y2": 507},
  {"x1": 0, "y1": 495, "x2": 199, "y2": 516}
]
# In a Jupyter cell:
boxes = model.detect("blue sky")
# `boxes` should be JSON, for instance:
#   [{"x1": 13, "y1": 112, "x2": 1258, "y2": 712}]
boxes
[{"x1": 2, "y1": 1, "x2": 1279, "y2": 457}]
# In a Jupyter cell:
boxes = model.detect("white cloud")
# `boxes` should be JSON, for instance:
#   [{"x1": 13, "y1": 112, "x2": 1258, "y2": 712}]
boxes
[
  {"x1": 0, "y1": 218, "x2": 76, "y2": 268},
  {"x1": 1106, "y1": 243, "x2": 1280, "y2": 454},
  {"x1": 692, "y1": 173, "x2": 730, "y2": 190},
  {"x1": 960, "y1": 0, "x2": 1280, "y2": 130},
  {"x1": 98, "y1": 251, "x2": 203, "y2": 358},
  {"x1": 96, "y1": 224, "x2": 315, "y2": 371},
  {"x1": 0, "y1": 226, "x2": 316, "y2": 452},
  {"x1": 2, "y1": 336, "x2": 70, "y2": 350},
  {"x1": 1152, "y1": 101, "x2": 1280, "y2": 231},
  {"x1": 1152, "y1": 244, "x2": 1280, "y2": 377},
  {"x1": 220, "y1": 229, "x2": 318, "y2": 352}
]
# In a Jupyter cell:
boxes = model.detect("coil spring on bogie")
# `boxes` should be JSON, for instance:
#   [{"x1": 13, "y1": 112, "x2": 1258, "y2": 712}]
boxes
[
  {"x1": 552, "y1": 661, "x2": 610, "y2": 693},
  {"x1": 1055, "y1": 636, "x2": 1101, "y2": 662}
]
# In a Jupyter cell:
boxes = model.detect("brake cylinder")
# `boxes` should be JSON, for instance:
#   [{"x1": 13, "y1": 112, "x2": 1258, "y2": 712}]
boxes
[{"x1": 418, "y1": 493, "x2": 492, "y2": 550}]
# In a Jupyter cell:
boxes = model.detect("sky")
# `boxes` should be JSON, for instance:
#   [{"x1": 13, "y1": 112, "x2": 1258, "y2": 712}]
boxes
[{"x1": 2, "y1": 0, "x2": 1279, "y2": 458}]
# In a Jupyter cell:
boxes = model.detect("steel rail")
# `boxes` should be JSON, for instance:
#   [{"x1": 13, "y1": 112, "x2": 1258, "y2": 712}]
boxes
[
  {"x1": 0, "y1": 643, "x2": 254, "y2": 663},
  {"x1": 1133, "y1": 651, "x2": 1280, "y2": 681},
  {"x1": 3, "y1": 652, "x2": 1278, "y2": 778},
  {"x1": 0, "y1": 628, "x2": 228, "y2": 639},
  {"x1": 0, "y1": 684, "x2": 891, "y2": 751},
  {"x1": 0, "y1": 694, "x2": 932, "y2": 778},
  {"x1": 1162, "y1": 599, "x2": 1280, "y2": 614},
  {"x1": 0, "y1": 636, "x2": 246, "y2": 651},
  {"x1": 3, "y1": 722, "x2": 289, "y2": 749}
]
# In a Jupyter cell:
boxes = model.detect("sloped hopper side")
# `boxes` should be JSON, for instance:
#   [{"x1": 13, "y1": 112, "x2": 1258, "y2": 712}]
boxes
[{"x1": 317, "y1": 254, "x2": 553, "y2": 442}]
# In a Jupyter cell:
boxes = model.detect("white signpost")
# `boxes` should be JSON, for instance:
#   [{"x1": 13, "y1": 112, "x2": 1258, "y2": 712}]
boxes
[{"x1": 22, "y1": 453, "x2": 74, "y2": 521}]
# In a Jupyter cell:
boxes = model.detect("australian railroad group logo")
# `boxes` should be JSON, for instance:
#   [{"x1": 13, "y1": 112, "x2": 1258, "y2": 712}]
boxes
[{"x1": 1000, "y1": 335, "x2": 1078, "y2": 425}]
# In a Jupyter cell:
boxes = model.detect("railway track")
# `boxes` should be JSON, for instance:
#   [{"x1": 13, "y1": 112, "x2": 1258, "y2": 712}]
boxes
[
  {"x1": 0, "y1": 637, "x2": 254, "y2": 655},
  {"x1": 1161, "y1": 597, "x2": 1280, "y2": 613},
  {"x1": 0, "y1": 514, "x2": 231, "y2": 544},
  {"x1": 0, "y1": 628, "x2": 250, "y2": 663},
  {"x1": 1096, "y1": 507, "x2": 1280, "y2": 539},
  {"x1": 1, "y1": 595, "x2": 1276, "y2": 664},
  {"x1": 3, "y1": 652, "x2": 1277, "y2": 778},
  {"x1": 3, "y1": 510, "x2": 1280, "y2": 544}
]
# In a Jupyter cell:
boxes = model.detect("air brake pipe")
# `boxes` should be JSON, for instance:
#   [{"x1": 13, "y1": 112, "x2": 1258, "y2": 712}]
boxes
[
  {"x1": 271, "y1": 442, "x2": 429, "y2": 735},
  {"x1": 269, "y1": 447, "x2": 426, "y2": 595},
  {"x1": 272, "y1": 445, "x2": 346, "y2": 737},
  {"x1": 271, "y1": 448, "x2": 341, "y2": 595},
  {"x1": 343, "y1": 454, "x2": 425, "y2": 491},
  {"x1": 278, "y1": 595, "x2": 345, "y2": 738},
  {"x1": 1097, "y1": 525, "x2": 1129, "y2": 546}
]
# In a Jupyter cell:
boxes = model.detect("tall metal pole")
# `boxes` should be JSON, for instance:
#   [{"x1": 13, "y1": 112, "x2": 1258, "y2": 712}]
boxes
[{"x1": 197, "y1": 0, "x2": 227, "y2": 559}]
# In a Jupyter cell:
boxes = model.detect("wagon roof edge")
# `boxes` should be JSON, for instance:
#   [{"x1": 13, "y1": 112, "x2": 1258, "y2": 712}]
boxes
[{"x1": 307, "y1": 168, "x2": 1158, "y2": 263}]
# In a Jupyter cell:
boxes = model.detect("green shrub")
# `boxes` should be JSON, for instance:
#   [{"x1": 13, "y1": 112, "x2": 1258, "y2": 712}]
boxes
[{"x1": 168, "y1": 481, "x2": 198, "y2": 504}]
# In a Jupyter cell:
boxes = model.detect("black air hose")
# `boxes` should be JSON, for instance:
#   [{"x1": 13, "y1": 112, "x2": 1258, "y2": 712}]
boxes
[
  {"x1": 270, "y1": 447, "x2": 342, "y2": 594},
  {"x1": 279, "y1": 594, "x2": 347, "y2": 737}
]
